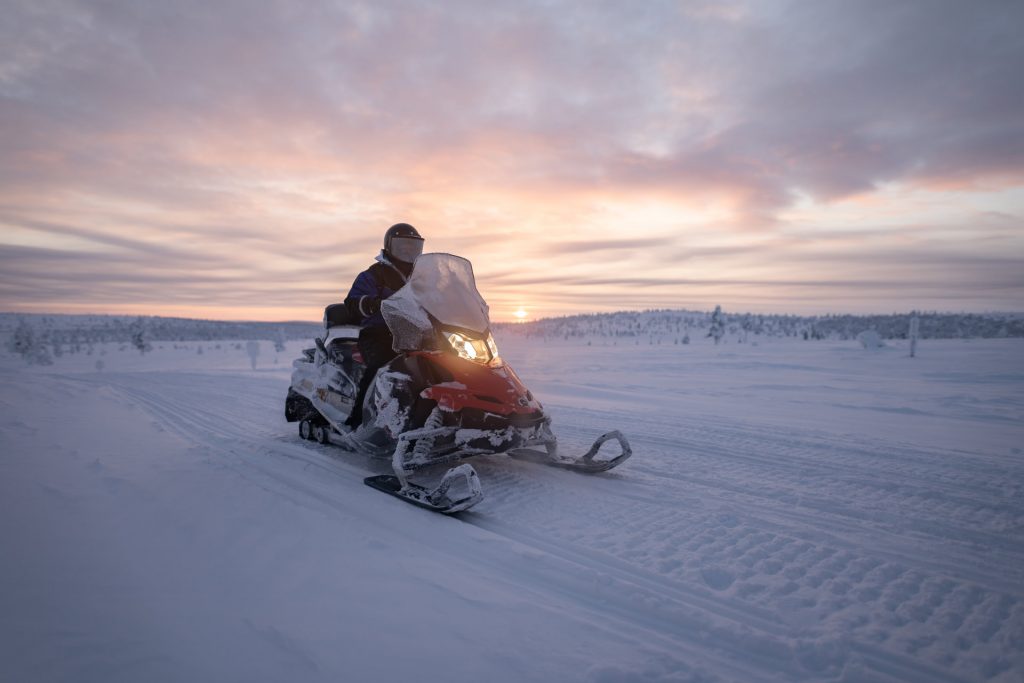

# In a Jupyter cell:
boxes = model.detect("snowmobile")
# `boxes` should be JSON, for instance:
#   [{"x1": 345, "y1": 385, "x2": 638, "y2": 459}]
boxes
[{"x1": 285, "y1": 253, "x2": 631, "y2": 513}]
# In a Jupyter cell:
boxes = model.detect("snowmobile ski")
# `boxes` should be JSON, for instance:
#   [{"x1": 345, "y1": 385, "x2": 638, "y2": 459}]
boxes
[
  {"x1": 509, "y1": 430, "x2": 632, "y2": 473},
  {"x1": 364, "y1": 463, "x2": 483, "y2": 514}
]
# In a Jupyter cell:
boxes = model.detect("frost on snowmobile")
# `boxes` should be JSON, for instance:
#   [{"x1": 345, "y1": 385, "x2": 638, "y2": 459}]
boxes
[{"x1": 285, "y1": 253, "x2": 632, "y2": 513}]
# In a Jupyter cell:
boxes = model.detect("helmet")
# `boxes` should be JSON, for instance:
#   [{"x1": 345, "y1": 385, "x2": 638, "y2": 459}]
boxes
[{"x1": 384, "y1": 223, "x2": 424, "y2": 264}]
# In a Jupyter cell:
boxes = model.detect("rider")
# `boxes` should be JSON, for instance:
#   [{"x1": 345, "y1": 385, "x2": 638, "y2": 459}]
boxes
[{"x1": 343, "y1": 223, "x2": 425, "y2": 428}]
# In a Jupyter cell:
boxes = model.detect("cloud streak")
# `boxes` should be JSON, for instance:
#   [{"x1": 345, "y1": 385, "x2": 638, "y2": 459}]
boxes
[{"x1": 1, "y1": 0, "x2": 1022, "y2": 319}]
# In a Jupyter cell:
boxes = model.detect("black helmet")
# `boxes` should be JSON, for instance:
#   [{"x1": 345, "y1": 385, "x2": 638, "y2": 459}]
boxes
[{"x1": 384, "y1": 223, "x2": 424, "y2": 264}]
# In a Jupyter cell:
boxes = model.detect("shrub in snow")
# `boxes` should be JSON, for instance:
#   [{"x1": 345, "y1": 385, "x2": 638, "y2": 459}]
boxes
[
  {"x1": 6, "y1": 318, "x2": 53, "y2": 365},
  {"x1": 857, "y1": 330, "x2": 885, "y2": 349},
  {"x1": 273, "y1": 328, "x2": 287, "y2": 353},
  {"x1": 246, "y1": 340, "x2": 260, "y2": 370}
]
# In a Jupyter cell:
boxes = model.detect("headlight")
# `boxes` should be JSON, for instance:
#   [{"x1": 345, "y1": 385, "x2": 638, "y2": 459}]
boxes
[{"x1": 446, "y1": 331, "x2": 501, "y2": 365}]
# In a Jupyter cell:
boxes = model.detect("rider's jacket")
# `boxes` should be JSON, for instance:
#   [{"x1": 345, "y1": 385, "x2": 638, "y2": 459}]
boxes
[{"x1": 344, "y1": 251, "x2": 410, "y2": 329}]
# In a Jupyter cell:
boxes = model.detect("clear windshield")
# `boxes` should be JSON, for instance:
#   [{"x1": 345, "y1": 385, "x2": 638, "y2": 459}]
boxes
[{"x1": 381, "y1": 253, "x2": 491, "y2": 351}]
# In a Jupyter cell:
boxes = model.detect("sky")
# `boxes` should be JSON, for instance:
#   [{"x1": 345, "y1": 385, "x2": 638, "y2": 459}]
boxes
[{"x1": 1, "y1": 0, "x2": 1022, "y2": 322}]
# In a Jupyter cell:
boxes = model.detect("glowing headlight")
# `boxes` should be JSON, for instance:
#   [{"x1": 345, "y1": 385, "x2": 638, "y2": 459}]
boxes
[{"x1": 446, "y1": 331, "x2": 501, "y2": 364}]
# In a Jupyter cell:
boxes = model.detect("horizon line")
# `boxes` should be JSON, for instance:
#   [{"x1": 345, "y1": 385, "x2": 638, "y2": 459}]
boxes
[{"x1": 3, "y1": 307, "x2": 1022, "y2": 327}]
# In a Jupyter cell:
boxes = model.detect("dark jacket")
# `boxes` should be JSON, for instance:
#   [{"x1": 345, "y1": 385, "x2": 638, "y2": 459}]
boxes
[{"x1": 344, "y1": 252, "x2": 410, "y2": 329}]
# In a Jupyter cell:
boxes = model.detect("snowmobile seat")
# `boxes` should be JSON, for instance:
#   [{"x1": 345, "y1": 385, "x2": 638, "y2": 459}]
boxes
[
  {"x1": 322, "y1": 306, "x2": 363, "y2": 370},
  {"x1": 324, "y1": 303, "x2": 356, "y2": 329},
  {"x1": 322, "y1": 324, "x2": 362, "y2": 367}
]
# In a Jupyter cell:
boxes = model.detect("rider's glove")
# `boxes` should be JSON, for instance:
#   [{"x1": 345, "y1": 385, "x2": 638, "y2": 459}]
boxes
[
  {"x1": 343, "y1": 295, "x2": 383, "y2": 320},
  {"x1": 358, "y1": 296, "x2": 381, "y2": 317}
]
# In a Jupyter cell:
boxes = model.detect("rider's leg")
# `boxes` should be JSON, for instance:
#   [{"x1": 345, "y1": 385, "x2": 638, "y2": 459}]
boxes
[{"x1": 345, "y1": 326, "x2": 396, "y2": 428}]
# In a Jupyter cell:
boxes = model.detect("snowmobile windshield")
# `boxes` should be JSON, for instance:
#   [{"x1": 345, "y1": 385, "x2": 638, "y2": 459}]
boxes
[{"x1": 381, "y1": 253, "x2": 490, "y2": 351}]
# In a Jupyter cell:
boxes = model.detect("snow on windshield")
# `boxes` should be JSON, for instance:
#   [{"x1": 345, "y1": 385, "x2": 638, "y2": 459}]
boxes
[{"x1": 382, "y1": 253, "x2": 490, "y2": 351}]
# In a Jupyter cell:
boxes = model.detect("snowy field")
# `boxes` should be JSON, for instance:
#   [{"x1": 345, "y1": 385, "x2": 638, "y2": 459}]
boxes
[{"x1": 1, "y1": 334, "x2": 1022, "y2": 682}]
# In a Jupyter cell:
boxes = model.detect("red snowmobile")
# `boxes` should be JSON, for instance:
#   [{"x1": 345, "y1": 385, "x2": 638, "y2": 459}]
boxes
[{"x1": 285, "y1": 253, "x2": 631, "y2": 513}]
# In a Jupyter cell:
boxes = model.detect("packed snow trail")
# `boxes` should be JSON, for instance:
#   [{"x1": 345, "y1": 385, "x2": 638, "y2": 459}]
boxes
[{"x1": 1, "y1": 337, "x2": 1022, "y2": 682}]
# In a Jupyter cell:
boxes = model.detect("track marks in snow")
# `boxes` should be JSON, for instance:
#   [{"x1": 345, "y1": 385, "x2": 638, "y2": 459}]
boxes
[
  {"x1": 476, "y1": 399, "x2": 1023, "y2": 681},
  {"x1": 71, "y1": 367, "x2": 1023, "y2": 683},
  {"x1": 552, "y1": 405, "x2": 1024, "y2": 587}
]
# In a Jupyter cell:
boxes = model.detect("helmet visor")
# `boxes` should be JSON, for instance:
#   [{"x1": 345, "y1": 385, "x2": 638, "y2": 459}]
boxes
[{"x1": 389, "y1": 236, "x2": 424, "y2": 263}]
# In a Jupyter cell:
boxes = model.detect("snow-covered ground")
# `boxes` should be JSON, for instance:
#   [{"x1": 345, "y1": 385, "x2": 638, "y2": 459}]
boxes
[{"x1": 1, "y1": 335, "x2": 1021, "y2": 682}]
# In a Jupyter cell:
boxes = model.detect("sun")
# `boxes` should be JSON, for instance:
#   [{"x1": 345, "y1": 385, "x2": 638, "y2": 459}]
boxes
[{"x1": 513, "y1": 308, "x2": 528, "y2": 321}]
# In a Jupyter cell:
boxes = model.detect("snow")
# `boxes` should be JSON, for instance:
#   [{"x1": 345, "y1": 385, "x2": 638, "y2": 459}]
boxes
[
  {"x1": 1, "y1": 334, "x2": 1022, "y2": 682},
  {"x1": 371, "y1": 370, "x2": 413, "y2": 435}
]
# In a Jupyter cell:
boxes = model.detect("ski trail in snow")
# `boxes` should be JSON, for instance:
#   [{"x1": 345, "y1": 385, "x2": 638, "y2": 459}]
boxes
[
  {"x1": 68, "y1": 364, "x2": 1023, "y2": 683},
  {"x1": 550, "y1": 405, "x2": 1024, "y2": 589}
]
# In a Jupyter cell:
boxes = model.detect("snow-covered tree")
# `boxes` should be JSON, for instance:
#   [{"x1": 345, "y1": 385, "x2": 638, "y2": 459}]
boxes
[
  {"x1": 6, "y1": 318, "x2": 53, "y2": 365},
  {"x1": 246, "y1": 340, "x2": 260, "y2": 370},
  {"x1": 857, "y1": 330, "x2": 885, "y2": 349},
  {"x1": 707, "y1": 306, "x2": 725, "y2": 345},
  {"x1": 129, "y1": 317, "x2": 152, "y2": 354},
  {"x1": 909, "y1": 313, "x2": 920, "y2": 357}
]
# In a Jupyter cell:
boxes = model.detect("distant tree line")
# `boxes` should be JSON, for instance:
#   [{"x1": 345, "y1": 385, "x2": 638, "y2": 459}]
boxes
[
  {"x1": 494, "y1": 309, "x2": 1024, "y2": 343},
  {"x1": 0, "y1": 313, "x2": 322, "y2": 364},
  {"x1": 1, "y1": 314, "x2": 320, "y2": 344},
  {"x1": 3, "y1": 309, "x2": 1022, "y2": 366}
]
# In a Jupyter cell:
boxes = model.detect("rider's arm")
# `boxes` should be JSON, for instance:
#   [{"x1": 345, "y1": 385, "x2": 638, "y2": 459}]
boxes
[{"x1": 344, "y1": 270, "x2": 382, "y2": 323}]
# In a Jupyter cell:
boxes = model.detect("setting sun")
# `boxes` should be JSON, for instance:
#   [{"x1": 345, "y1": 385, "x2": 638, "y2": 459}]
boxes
[{"x1": 514, "y1": 308, "x2": 528, "y2": 320}]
